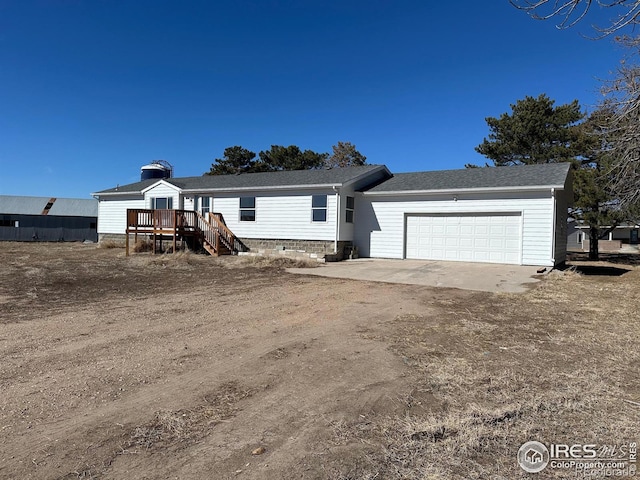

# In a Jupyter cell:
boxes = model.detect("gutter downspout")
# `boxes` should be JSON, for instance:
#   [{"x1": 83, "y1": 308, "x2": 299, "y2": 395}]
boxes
[
  {"x1": 333, "y1": 186, "x2": 340, "y2": 253},
  {"x1": 551, "y1": 188, "x2": 557, "y2": 266}
]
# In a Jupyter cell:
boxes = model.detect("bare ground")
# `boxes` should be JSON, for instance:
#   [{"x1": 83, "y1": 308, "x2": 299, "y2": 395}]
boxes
[{"x1": 0, "y1": 243, "x2": 638, "y2": 479}]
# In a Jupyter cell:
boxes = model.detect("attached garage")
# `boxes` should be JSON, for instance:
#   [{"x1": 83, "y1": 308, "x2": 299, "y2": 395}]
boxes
[
  {"x1": 355, "y1": 163, "x2": 572, "y2": 267},
  {"x1": 405, "y1": 213, "x2": 522, "y2": 264}
]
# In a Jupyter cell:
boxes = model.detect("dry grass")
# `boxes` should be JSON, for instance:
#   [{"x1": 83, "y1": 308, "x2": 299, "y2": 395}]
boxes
[
  {"x1": 335, "y1": 263, "x2": 640, "y2": 479},
  {"x1": 129, "y1": 381, "x2": 255, "y2": 450},
  {"x1": 132, "y1": 239, "x2": 153, "y2": 253},
  {"x1": 236, "y1": 254, "x2": 319, "y2": 269},
  {"x1": 131, "y1": 250, "x2": 205, "y2": 268},
  {"x1": 98, "y1": 239, "x2": 123, "y2": 249}
]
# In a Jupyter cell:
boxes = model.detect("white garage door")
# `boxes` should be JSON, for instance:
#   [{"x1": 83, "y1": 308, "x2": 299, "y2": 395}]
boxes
[{"x1": 406, "y1": 213, "x2": 522, "y2": 264}]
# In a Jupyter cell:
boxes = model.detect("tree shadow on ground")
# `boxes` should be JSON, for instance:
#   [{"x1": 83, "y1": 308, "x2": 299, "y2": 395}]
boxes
[
  {"x1": 571, "y1": 265, "x2": 631, "y2": 276},
  {"x1": 564, "y1": 253, "x2": 635, "y2": 276}
]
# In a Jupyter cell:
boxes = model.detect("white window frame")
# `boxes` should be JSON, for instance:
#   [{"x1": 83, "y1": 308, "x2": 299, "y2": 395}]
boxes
[
  {"x1": 345, "y1": 196, "x2": 354, "y2": 223},
  {"x1": 312, "y1": 194, "x2": 327, "y2": 222},
  {"x1": 239, "y1": 196, "x2": 256, "y2": 222},
  {"x1": 152, "y1": 197, "x2": 173, "y2": 209}
]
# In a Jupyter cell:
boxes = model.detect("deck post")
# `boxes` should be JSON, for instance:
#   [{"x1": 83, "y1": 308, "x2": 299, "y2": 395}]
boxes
[
  {"x1": 173, "y1": 210, "x2": 178, "y2": 253},
  {"x1": 173, "y1": 210, "x2": 177, "y2": 253},
  {"x1": 125, "y1": 230, "x2": 130, "y2": 256}
]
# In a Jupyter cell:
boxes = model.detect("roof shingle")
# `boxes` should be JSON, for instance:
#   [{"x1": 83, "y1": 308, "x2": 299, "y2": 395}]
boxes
[
  {"x1": 94, "y1": 165, "x2": 388, "y2": 194},
  {"x1": 364, "y1": 163, "x2": 571, "y2": 193}
]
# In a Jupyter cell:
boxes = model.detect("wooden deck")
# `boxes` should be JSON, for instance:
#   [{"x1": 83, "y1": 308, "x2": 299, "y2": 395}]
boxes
[{"x1": 125, "y1": 209, "x2": 242, "y2": 256}]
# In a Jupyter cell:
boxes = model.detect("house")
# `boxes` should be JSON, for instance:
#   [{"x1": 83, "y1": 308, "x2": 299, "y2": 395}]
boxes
[
  {"x1": 0, "y1": 195, "x2": 98, "y2": 242},
  {"x1": 92, "y1": 162, "x2": 572, "y2": 266},
  {"x1": 568, "y1": 221, "x2": 639, "y2": 253}
]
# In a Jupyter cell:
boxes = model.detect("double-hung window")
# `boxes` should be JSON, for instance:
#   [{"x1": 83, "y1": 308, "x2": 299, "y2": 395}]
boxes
[
  {"x1": 312, "y1": 195, "x2": 327, "y2": 222},
  {"x1": 240, "y1": 196, "x2": 256, "y2": 222},
  {"x1": 345, "y1": 196, "x2": 354, "y2": 223},
  {"x1": 152, "y1": 197, "x2": 173, "y2": 209}
]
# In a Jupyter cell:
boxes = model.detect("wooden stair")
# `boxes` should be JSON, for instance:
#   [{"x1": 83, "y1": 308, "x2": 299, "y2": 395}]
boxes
[
  {"x1": 193, "y1": 212, "x2": 242, "y2": 257},
  {"x1": 125, "y1": 209, "x2": 245, "y2": 257}
]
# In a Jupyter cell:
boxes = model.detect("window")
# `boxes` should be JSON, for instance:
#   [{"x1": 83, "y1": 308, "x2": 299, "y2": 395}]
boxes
[
  {"x1": 345, "y1": 196, "x2": 354, "y2": 223},
  {"x1": 240, "y1": 196, "x2": 255, "y2": 222},
  {"x1": 200, "y1": 196, "x2": 210, "y2": 216},
  {"x1": 152, "y1": 197, "x2": 173, "y2": 209},
  {"x1": 0, "y1": 218, "x2": 11, "y2": 227},
  {"x1": 312, "y1": 195, "x2": 327, "y2": 222},
  {"x1": 577, "y1": 232, "x2": 583, "y2": 243}
]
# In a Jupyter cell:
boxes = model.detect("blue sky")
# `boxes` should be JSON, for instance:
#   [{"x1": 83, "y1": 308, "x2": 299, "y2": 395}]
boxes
[{"x1": 0, "y1": 1, "x2": 623, "y2": 198}]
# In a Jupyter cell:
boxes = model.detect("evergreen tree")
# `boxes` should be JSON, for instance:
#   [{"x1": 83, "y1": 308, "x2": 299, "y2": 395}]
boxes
[
  {"x1": 257, "y1": 145, "x2": 328, "y2": 171},
  {"x1": 326, "y1": 141, "x2": 367, "y2": 168},
  {"x1": 475, "y1": 95, "x2": 633, "y2": 259},
  {"x1": 475, "y1": 94, "x2": 585, "y2": 166},
  {"x1": 206, "y1": 146, "x2": 258, "y2": 175}
]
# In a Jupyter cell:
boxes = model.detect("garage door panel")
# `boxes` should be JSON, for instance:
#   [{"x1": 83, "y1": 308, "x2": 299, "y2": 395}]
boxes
[
  {"x1": 406, "y1": 213, "x2": 521, "y2": 265},
  {"x1": 445, "y1": 237, "x2": 458, "y2": 247},
  {"x1": 505, "y1": 238, "x2": 520, "y2": 249},
  {"x1": 459, "y1": 238, "x2": 473, "y2": 248},
  {"x1": 489, "y1": 238, "x2": 504, "y2": 248},
  {"x1": 473, "y1": 238, "x2": 489, "y2": 248}
]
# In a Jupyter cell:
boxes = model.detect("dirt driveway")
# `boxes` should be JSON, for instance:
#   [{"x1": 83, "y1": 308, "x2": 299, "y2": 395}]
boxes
[
  {"x1": 288, "y1": 258, "x2": 543, "y2": 293},
  {"x1": 0, "y1": 243, "x2": 638, "y2": 479}
]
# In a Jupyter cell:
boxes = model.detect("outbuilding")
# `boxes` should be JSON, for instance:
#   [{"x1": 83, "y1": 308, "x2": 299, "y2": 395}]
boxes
[{"x1": 0, "y1": 195, "x2": 98, "y2": 242}]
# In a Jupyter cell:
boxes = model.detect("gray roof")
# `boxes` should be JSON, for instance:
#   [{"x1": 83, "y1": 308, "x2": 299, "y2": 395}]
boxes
[
  {"x1": 364, "y1": 163, "x2": 571, "y2": 193},
  {"x1": 0, "y1": 195, "x2": 98, "y2": 217},
  {"x1": 94, "y1": 165, "x2": 389, "y2": 194}
]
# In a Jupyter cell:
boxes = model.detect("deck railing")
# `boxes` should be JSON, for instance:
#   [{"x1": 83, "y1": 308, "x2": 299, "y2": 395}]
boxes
[
  {"x1": 126, "y1": 209, "x2": 198, "y2": 232},
  {"x1": 125, "y1": 209, "x2": 245, "y2": 256}
]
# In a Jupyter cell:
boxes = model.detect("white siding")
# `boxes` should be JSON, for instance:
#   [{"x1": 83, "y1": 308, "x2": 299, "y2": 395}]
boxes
[
  {"x1": 356, "y1": 191, "x2": 556, "y2": 266},
  {"x1": 212, "y1": 189, "x2": 338, "y2": 241},
  {"x1": 144, "y1": 182, "x2": 181, "y2": 209},
  {"x1": 97, "y1": 196, "x2": 145, "y2": 234},
  {"x1": 183, "y1": 196, "x2": 195, "y2": 211}
]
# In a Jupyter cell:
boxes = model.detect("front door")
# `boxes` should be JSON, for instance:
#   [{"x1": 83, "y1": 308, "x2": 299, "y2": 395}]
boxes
[{"x1": 200, "y1": 197, "x2": 211, "y2": 217}]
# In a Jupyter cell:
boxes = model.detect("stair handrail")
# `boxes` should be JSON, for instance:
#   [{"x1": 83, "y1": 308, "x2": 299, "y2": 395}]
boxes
[
  {"x1": 192, "y1": 212, "x2": 219, "y2": 254},
  {"x1": 208, "y1": 212, "x2": 248, "y2": 252}
]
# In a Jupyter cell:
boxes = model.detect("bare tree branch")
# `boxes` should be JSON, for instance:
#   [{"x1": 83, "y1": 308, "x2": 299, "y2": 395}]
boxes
[
  {"x1": 600, "y1": 44, "x2": 640, "y2": 210},
  {"x1": 510, "y1": 0, "x2": 640, "y2": 36},
  {"x1": 510, "y1": 1, "x2": 640, "y2": 214}
]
